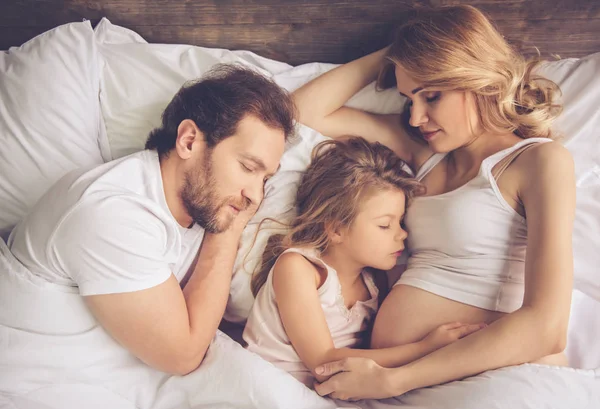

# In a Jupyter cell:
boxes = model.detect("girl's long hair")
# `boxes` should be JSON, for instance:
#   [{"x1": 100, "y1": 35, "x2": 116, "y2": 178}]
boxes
[{"x1": 251, "y1": 137, "x2": 424, "y2": 296}]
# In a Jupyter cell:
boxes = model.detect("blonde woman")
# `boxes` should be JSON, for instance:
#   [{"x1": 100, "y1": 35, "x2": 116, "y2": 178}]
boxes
[{"x1": 292, "y1": 5, "x2": 575, "y2": 400}]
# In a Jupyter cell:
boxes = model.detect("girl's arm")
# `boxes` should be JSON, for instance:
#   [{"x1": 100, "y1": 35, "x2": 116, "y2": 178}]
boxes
[
  {"x1": 272, "y1": 252, "x2": 482, "y2": 383},
  {"x1": 313, "y1": 142, "x2": 576, "y2": 400},
  {"x1": 292, "y1": 48, "x2": 430, "y2": 166}
]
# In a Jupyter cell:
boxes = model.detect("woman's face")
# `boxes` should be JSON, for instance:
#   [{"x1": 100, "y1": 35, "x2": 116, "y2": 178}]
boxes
[{"x1": 394, "y1": 64, "x2": 481, "y2": 153}]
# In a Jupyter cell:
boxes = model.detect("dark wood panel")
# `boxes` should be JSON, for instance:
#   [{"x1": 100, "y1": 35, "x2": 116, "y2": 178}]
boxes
[
  {"x1": 3, "y1": 19, "x2": 598, "y2": 65},
  {"x1": 3, "y1": 0, "x2": 599, "y2": 27},
  {"x1": 1, "y1": 0, "x2": 599, "y2": 64},
  {"x1": 133, "y1": 19, "x2": 600, "y2": 63}
]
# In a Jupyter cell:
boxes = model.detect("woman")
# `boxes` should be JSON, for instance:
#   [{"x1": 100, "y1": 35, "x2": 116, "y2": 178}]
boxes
[{"x1": 292, "y1": 5, "x2": 575, "y2": 400}]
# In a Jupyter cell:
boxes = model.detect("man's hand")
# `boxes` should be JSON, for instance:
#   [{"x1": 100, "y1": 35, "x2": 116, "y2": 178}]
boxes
[
  {"x1": 313, "y1": 357, "x2": 402, "y2": 401},
  {"x1": 227, "y1": 202, "x2": 260, "y2": 238},
  {"x1": 201, "y1": 201, "x2": 259, "y2": 255}
]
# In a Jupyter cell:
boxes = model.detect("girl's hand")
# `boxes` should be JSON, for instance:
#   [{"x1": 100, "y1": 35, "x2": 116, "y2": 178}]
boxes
[{"x1": 421, "y1": 322, "x2": 486, "y2": 352}]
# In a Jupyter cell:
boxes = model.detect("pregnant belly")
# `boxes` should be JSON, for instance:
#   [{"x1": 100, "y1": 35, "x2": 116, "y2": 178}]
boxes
[
  {"x1": 371, "y1": 284, "x2": 568, "y2": 366},
  {"x1": 371, "y1": 284, "x2": 505, "y2": 348}
]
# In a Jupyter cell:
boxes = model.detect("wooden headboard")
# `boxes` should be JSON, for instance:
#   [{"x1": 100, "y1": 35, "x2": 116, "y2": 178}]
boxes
[{"x1": 2, "y1": 0, "x2": 599, "y2": 65}]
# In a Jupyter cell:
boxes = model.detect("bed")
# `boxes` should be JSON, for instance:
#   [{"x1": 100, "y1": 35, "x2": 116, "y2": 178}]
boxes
[{"x1": 0, "y1": 1, "x2": 599, "y2": 409}]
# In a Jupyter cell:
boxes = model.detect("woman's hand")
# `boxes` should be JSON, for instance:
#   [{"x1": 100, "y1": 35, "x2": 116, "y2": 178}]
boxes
[
  {"x1": 313, "y1": 357, "x2": 403, "y2": 401},
  {"x1": 421, "y1": 322, "x2": 486, "y2": 352},
  {"x1": 312, "y1": 322, "x2": 484, "y2": 401}
]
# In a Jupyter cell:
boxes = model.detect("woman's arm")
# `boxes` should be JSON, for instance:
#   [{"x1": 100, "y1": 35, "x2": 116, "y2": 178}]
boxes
[
  {"x1": 313, "y1": 142, "x2": 576, "y2": 400},
  {"x1": 272, "y1": 252, "x2": 482, "y2": 383},
  {"x1": 292, "y1": 48, "x2": 429, "y2": 165},
  {"x1": 293, "y1": 48, "x2": 387, "y2": 128}
]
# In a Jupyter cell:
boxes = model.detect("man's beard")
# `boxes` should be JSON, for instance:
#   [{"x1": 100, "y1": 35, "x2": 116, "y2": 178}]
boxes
[{"x1": 181, "y1": 152, "x2": 247, "y2": 233}]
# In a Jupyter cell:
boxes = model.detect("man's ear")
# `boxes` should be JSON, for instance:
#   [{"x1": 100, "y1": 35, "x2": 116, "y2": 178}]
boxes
[{"x1": 174, "y1": 119, "x2": 204, "y2": 160}]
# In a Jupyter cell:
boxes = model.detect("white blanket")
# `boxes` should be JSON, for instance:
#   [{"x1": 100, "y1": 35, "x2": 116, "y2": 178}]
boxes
[
  {"x1": 0, "y1": 272, "x2": 597, "y2": 409},
  {"x1": 0, "y1": 242, "x2": 598, "y2": 409}
]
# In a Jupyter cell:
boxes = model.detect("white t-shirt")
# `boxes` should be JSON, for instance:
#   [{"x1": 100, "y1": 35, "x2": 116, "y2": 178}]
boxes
[{"x1": 7, "y1": 150, "x2": 205, "y2": 296}]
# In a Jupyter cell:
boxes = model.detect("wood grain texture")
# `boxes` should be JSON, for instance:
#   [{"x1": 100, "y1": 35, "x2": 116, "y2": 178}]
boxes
[{"x1": 1, "y1": 0, "x2": 599, "y2": 64}]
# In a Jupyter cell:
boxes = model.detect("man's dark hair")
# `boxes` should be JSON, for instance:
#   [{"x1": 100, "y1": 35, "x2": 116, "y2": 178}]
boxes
[{"x1": 146, "y1": 64, "x2": 296, "y2": 157}]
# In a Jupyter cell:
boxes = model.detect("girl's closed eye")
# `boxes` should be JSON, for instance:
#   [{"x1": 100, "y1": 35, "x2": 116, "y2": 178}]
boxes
[
  {"x1": 240, "y1": 162, "x2": 254, "y2": 173},
  {"x1": 379, "y1": 225, "x2": 391, "y2": 230}
]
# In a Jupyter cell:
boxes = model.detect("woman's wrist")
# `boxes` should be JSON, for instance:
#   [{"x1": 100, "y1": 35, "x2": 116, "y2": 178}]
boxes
[
  {"x1": 357, "y1": 46, "x2": 391, "y2": 82},
  {"x1": 375, "y1": 46, "x2": 391, "y2": 65},
  {"x1": 383, "y1": 366, "x2": 412, "y2": 397}
]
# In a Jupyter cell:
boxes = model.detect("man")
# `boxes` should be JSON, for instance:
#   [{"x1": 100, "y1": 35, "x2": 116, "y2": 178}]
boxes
[{"x1": 1, "y1": 64, "x2": 296, "y2": 384}]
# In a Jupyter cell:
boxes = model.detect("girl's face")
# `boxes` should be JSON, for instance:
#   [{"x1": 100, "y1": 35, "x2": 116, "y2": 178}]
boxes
[
  {"x1": 394, "y1": 64, "x2": 481, "y2": 153},
  {"x1": 338, "y1": 189, "x2": 408, "y2": 271}
]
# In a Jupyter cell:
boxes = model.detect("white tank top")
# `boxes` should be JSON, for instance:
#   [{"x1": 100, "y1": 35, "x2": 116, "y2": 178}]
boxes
[
  {"x1": 397, "y1": 138, "x2": 552, "y2": 313},
  {"x1": 243, "y1": 247, "x2": 379, "y2": 386}
]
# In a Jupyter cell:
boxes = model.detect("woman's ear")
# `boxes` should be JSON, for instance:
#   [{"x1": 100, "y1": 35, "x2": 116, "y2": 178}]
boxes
[{"x1": 174, "y1": 119, "x2": 204, "y2": 159}]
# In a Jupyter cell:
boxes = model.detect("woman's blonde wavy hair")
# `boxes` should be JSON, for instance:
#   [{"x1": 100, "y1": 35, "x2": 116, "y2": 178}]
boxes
[
  {"x1": 250, "y1": 137, "x2": 424, "y2": 297},
  {"x1": 377, "y1": 5, "x2": 562, "y2": 140}
]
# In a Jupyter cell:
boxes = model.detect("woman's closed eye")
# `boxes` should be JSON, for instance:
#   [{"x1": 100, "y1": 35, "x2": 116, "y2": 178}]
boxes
[
  {"x1": 425, "y1": 92, "x2": 441, "y2": 103},
  {"x1": 404, "y1": 91, "x2": 440, "y2": 107},
  {"x1": 379, "y1": 225, "x2": 391, "y2": 230}
]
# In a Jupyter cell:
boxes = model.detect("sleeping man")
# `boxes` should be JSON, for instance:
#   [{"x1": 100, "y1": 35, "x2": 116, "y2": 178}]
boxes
[{"x1": 0, "y1": 64, "x2": 295, "y2": 396}]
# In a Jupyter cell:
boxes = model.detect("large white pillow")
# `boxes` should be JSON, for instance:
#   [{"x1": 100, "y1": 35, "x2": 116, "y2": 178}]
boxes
[
  {"x1": 0, "y1": 21, "x2": 109, "y2": 239},
  {"x1": 95, "y1": 21, "x2": 600, "y2": 370},
  {"x1": 536, "y1": 55, "x2": 600, "y2": 369},
  {"x1": 93, "y1": 19, "x2": 305, "y2": 324},
  {"x1": 271, "y1": 56, "x2": 600, "y2": 370},
  {"x1": 538, "y1": 55, "x2": 600, "y2": 301},
  {"x1": 93, "y1": 20, "x2": 404, "y2": 323},
  {"x1": 94, "y1": 18, "x2": 291, "y2": 160},
  {"x1": 95, "y1": 19, "x2": 600, "y2": 307},
  {"x1": 238, "y1": 56, "x2": 600, "y2": 324}
]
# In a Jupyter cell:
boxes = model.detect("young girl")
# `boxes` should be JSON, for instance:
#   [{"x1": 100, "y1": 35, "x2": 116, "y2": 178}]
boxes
[{"x1": 242, "y1": 137, "x2": 484, "y2": 386}]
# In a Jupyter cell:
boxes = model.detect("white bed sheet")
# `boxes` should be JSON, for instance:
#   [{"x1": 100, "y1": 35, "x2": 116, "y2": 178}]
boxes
[{"x1": 0, "y1": 237, "x2": 598, "y2": 409}]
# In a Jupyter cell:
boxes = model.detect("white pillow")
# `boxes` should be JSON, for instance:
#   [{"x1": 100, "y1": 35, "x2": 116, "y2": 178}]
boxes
[
  {"x1": 538, "y1": 55, "x2": 600, "y2": 302},
  {"x1": 271, "y1": 56, "x2": 600, "y2": 370},
  {"x1": 93, "y1": 20, "x2": 406, "y2": 321},
  {"x1": 95, "y1": 21, "x2": 600, "y2": 369},
  {"x1": 95, "y1": 18, "x2": 600, "y2": 311},
  {"x1": 232, "y1": 56, "x2": 600, "y2": 335},
  {"x1": 271, "y1": 55, "x2": 600, "y2": 299},
  {"x1": 94, "y1": 17, "x2": 600, "y2": 319},
  {"x1": 0, "y1": 21, "x2": 109, "y2": 239},
  {"x1": 94, "y1": 18, "x2": 290, "y2": 160}
]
